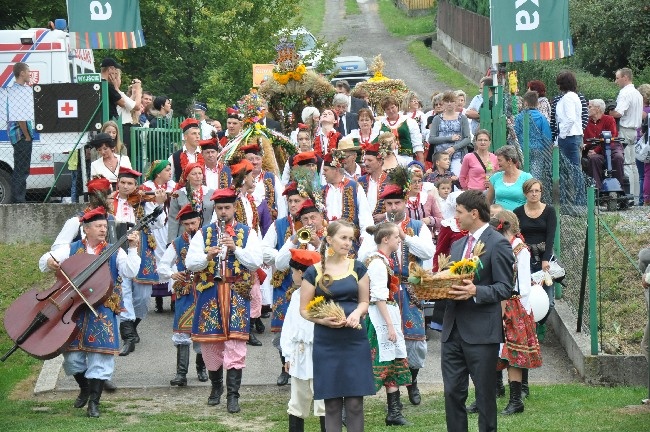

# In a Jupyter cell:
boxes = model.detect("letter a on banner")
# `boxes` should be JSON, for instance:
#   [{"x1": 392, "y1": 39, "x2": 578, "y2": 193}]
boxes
[
  {"x1": 68, "y1": 0, "x2": 146, "y2": 49},
  {"x1": 490, "y1": 0, "x2": 573, "y2": 63}
]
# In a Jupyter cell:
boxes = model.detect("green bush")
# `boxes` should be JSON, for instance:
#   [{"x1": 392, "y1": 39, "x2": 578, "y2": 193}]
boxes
[
  {"x1": 509, "y1": 59, "x2": 620, "y2": 102},
  {"x1": 445, "y1": 0, "x2": 489, "y2": 16}
]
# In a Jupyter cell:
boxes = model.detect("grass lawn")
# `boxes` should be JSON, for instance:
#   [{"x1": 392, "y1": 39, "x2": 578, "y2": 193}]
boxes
[
  {"x1": 0, "y1": 243, "x2": 648, "y2": 429},
  {"x1": 377, "y1": 0, "x2": 435, "y2": 36},
  {"x1": 297, "y1": 0, "x2": 326, "y2": 35},
  {"x1": 408, "y1": 40, "x2": 476, "y2": 97}
]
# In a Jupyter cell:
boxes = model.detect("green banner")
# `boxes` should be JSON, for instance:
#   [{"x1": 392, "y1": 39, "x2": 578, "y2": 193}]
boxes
[
  {"x1": 490, "y1": 0, "x2": 573, "y2": 63},
  {"x1": 67, "y1": 0, "x2": 145, "y2": 49}
]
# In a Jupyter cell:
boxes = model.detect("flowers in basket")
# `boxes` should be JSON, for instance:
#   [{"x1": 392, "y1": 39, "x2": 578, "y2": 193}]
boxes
[
  {"x1": 408, "y1": 241, "x2": 485, "y2": 285},
  {"x1": 305, "y1": 296, "x2": 361, "y2": 330}
]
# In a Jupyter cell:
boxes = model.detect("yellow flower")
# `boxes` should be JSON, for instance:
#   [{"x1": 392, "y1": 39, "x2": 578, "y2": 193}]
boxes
[
  {"x1": 296, "y1": 64, "x2": 306, "y2": 74},
  {"x1": 306, "y1": 296, "x2": 325, "y2": 311},
  {"x1": 449, "y1": 259, "x2": 476, "y2": 275}
]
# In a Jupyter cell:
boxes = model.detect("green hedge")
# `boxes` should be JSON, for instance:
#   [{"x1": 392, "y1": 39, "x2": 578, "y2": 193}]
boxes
[
  {"x1": 445, "y1": 0, "x2": 489, "y2": 16},
  {"x1": 509, "y1": 59, "x2": 620, "y2": 102}
]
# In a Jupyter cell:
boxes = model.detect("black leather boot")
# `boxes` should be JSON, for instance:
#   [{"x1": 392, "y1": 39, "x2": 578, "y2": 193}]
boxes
[
  {"x1": 496, "y1": 370, "x2": 506, "y2": 397},
  {"x1": 118, "y1": 321, "x2": 136, "y2": 356},
  {"x1": 86, "y1": 379, "x2": 104, "y2": 418},
  {"x1": 521, "y1": 369, "x2": 529, "y2": 398},
  {"x1": 385, "y1": 390, "x2": 409, "y2": 426},
  {"x1": 196, "y1": 353, "x2": 208, "y2": 382},
  {"x1": 170, "y1": 345, "x2": 189, "y2": 386},
  {"x1": 319, "y1": 416, "x2": 326, "y2": 432},
  {"x1": 501, "y1": 381, "x2": 525, "y2": 415},
  {"x1": 277, "y1": 354, "x2": 290, "y2": 386},
  {"x1": 133, "y1": 318, "x2": 141, "y2": 343},
  {"x1": 72, "y1": 372, "x2": 89, "y2": 408},
  {"x1": 254, "y1": 317, "x2": 265, "y2": 334},
  {"x1": 170, "y1": 298, "x2": 175, "y2": 312},
  {"x1": 406, "y1": 368, "x2": 421, "y2": 405},
  {"x1": 226, "y1": 368, "x2": 242, "y2": 413},
  {"x1": 207, "y1": 367, "x2": 224, "y2": 406},
  {"x1": 154, "y1": 296, "x2": 163, "y2": 313},
  {"x1": 247, "y1": 323, "x2": 262, "y2": 346},
  {"x1": 288, "y1": 414, "x2": 305, "y2": 432},
  {"x1": 103, "y1": 380, "x2": 117, "y2": 391}
]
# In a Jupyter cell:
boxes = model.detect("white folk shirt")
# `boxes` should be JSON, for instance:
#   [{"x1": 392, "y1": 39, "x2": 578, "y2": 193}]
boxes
[
  {"x1": 204, "y1": 165, "x2": 220, "y2": 190},
  {"x1": 39, "y1": 243, "x2": 141, "y2": 279},
  {"x1": 280, "y1": 287, "x2": 316, "y2": 380},
  {"x1": 615, "y1": 84, "x2": 644, "y2": 129},
  {"x1": 252, "y1": 171, "x2": 288, "y2": 219},
  {"x1": 185, "y1": 223, "x2": 263, "y2": 273},
  {"x1": 366, "y1": 253, "x2": 407, "y2": 362},
  {"x1": 367, "y1": 176, "x2": 379, "y2": 211},
  {"x1": 324, "y1": 180, "x2": 373, "y2": 233},
  {"x1": 357, "y1": 217, "x2": 435, "y2": 265},
  {"x1": 168, "y1": 145, "x2": 201, "y2": 180}
]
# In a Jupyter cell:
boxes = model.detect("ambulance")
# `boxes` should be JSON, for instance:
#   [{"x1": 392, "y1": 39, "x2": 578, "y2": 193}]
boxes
[{"x1": 0, "y1": 24, "x2": 96, "y2": 203}]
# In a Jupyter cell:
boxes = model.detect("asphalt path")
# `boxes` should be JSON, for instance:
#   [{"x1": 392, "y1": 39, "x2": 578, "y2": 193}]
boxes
[
  {"x1": 43, "y1": 0, "x2": 578, "y2": 395},
  {"x1": 321, "y1": 0, "x2": 453, "y2": 107}
]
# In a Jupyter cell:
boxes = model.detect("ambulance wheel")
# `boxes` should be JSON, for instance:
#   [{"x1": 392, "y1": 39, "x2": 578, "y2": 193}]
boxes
[{"x1": 0, "y1": 170, "x2": 11, "y2": 204}]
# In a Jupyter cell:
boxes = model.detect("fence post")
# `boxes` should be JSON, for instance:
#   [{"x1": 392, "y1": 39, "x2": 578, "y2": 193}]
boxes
[
  {"x1": 101, "y1": 80, "x2": 109, "y2": 124},
  {"x1": 587, "y1": 186, "x2": 598, "y2": 355},
  {"x1": 522, "y1": 111, "x2": 530, "y2": 172},
  {"x1": 552, "y1": 144, "x2": 562, "y2": 299}
]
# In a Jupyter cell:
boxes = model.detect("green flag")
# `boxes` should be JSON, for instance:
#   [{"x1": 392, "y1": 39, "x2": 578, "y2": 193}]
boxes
[
  {"x1": 67, "y1": 0, "x2": 145, "y2": 49},
  {"x1": 490, "y1": 0, "x2": 573, "y2": 63}
]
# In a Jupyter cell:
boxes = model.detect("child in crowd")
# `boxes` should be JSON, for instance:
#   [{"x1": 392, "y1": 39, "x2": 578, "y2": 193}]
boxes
[
  {"x1": 280, "y1": 249, "x2": 326, "y2": 432},
  {"x1": 425, "y1": 152, "x2": 461, "y2": 191},
  {"x1": 490, "y1": 203, "x2": 504, "y2": 219}
]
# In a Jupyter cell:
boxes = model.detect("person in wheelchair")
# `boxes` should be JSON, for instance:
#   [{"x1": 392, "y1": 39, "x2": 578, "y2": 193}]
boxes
[{"x1": 583, "y1": 99, "x2": 624, "y2": 189}]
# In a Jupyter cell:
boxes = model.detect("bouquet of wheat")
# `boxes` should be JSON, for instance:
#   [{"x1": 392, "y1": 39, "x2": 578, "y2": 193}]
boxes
[{"x1": 305, "y1": 296, "x2": 361, "y2": 329}]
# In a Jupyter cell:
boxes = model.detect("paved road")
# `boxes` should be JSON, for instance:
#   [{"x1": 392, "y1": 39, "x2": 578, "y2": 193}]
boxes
[
  {"x1": 42, "y1": 1, "x2": 578, "y2": 395},
  {"x1": 49, "y1": 297, "x2": 578, "y2": 393},
  {"x1": 320, "y1": 0, "x2": 451, "y2": 107}
]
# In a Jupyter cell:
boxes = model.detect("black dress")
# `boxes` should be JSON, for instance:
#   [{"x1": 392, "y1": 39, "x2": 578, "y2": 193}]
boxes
[{"x1": 303, "y1": 259, "x2": 376, "y2": 400}]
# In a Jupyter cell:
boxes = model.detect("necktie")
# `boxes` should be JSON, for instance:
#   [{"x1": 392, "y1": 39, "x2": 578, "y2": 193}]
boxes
[{"x1": 464, "y1": 236, "x2": 475, "y2": 259}]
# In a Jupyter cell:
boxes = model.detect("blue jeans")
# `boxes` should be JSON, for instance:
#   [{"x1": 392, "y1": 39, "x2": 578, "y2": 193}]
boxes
[
  {"x1": 11, "y1": 138, "x2": 32, "y2": 203},
  {"x1": 558, "y1": 135, "x2": 585, "y2": 205}
]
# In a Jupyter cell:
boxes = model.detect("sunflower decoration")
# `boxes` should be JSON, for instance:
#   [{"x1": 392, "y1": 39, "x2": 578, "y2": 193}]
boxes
[{"x1": 272, "y1": 37, "x2": 306, "y2": 84}]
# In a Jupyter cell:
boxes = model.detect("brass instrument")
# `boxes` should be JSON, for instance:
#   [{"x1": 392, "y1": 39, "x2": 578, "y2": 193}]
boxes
[
  {"x1": 387, "y1": 212, "x2": 396, "y2": 222},
  {"x1": 214, "y1": 219, "x2": 227, "y2": 281},
  {"x1": 296, "y1": 225, "x2": 313, "y2": 245}
]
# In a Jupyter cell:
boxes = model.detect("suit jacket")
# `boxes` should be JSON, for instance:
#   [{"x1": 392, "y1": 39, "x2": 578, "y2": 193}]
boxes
[
  {"x1": 167, "y1": 188, "x2": 215, "y2": 244},
  {"x1": 335, "y1": 112, "x2": 359, "y2": 136},
  {"x1": 442, "y1": 226, "x2": 514, "y2": 345},
  {"x1": 350, "y1": 96, "x2": 369, "y2": 114}
]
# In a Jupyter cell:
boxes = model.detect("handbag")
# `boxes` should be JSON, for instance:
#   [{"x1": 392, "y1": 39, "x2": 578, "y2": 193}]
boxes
[
  {"x1": 548, "y1": 255, "x2": 565, "y2": 281},
  {"x1": 634, "y1": 133, "x2": 650, "y2": 163}
]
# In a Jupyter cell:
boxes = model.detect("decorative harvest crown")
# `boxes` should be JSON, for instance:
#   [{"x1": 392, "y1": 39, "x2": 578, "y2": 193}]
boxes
[{"x1": 272, "y1": 37, "x2": 306, "y2": 84}]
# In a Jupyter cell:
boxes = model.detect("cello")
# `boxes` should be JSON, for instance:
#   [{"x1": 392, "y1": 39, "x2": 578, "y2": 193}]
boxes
[{"x1": 1, "y1": 206, "x2": 164, "y2": 362}]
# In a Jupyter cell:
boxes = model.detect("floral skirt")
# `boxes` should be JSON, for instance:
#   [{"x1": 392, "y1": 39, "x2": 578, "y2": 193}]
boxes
[
  {"x1": 366, "y1": 317, "x2": 411, "y2": 391},
  {"x1": 497, "y1": 297, "x2": 542, "y2": 371}
]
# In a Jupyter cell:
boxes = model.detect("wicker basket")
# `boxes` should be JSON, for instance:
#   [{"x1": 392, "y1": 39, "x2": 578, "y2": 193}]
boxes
[
  {"x1": 412, "y1": 272, "x2": 474, "y2": 300},
  {"x1": 408, "y1": 262, "x2": 473, "y2": 300}
]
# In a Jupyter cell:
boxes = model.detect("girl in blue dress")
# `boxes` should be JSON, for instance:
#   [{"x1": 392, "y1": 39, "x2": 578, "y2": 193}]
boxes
[{"x1": 300, "y1": 220, "x2": 375, "y2": 432}]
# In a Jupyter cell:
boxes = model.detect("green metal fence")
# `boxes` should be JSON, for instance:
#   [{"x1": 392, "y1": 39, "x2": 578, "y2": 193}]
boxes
[{"x1": 129, "y1": 117, "x2": 185, "y2": 177}]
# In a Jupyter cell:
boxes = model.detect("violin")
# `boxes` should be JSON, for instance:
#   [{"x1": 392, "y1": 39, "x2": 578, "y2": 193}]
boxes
[
  {"x1": 125, "y1": 189, "x2": 177, "y2": 206},
  {"x1": 1, "y1": 206, "x2": 164, "y2": 362}
]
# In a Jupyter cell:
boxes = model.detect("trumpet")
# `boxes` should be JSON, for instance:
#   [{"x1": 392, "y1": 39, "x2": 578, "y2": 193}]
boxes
[{"x1": 296, "y1": 225, "x2": 313, "y2": 245}]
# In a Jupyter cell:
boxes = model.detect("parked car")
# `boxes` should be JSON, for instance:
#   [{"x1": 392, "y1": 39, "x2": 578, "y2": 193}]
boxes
[
  {"x1": 286, "y1": 27, "x2": 322, "y2": 70},
  {"x1": 329, "y1": 56, "x2": 372, "y2": 88}
]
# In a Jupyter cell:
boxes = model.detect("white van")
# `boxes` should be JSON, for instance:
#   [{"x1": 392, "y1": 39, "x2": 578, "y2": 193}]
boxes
[{"x1": 0, "y1": 26, "x2": 96, "y2": 203}]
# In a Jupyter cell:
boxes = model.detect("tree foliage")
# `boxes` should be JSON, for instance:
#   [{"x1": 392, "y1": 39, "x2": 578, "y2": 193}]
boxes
[
  {"x1": 2, "y1": 0, "x2": 329, "y2": 120},
  {"x1": 569, "y1": 0, "x2": 650, "y2": 79}
]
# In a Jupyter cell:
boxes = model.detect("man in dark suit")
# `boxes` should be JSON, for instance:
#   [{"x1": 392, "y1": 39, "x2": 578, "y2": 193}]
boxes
[
  {"x1": 333, "y1": 93, "x2": 359, "y2": 136},
  {"x1": 442, "y1": 190, "x2": 514, "y2": 432},
  {"x1": 335, "y1": 79, "x2": 368, "y2": 114}
]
